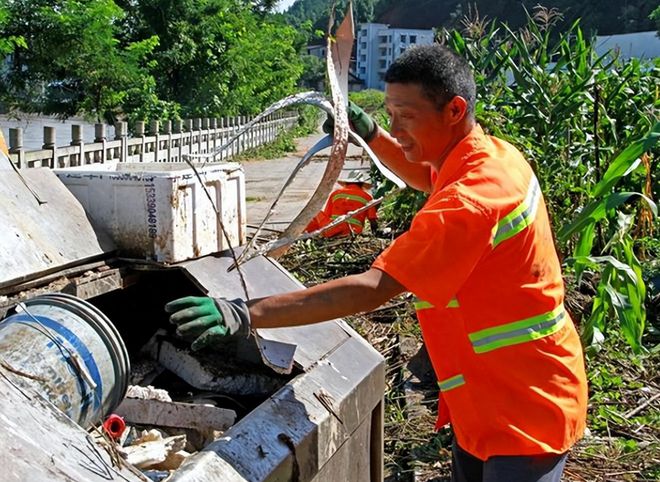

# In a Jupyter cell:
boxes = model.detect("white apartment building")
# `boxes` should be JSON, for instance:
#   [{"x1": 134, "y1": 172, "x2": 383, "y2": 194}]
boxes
[
  {"x1": 306, "y1": 44, "x2": 327, "y2": 59},
  {"x1": 356, "y1": 23, "x2": 435, "y2": 90}
]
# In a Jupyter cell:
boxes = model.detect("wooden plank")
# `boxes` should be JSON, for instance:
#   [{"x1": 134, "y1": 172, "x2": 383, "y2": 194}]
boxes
[{"x1": 61, "y1": 268, "x2": 124, "y2": 299}]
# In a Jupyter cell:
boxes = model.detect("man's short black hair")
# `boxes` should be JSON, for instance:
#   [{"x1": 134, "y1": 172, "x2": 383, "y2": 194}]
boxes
[{"x1": 385, "y1": 44, "x2": 476, "y2": 117}]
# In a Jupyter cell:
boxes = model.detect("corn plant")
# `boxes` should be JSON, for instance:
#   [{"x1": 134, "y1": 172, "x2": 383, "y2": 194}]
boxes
[
  {"x1": 439, "y1": 8, "x2": 659, "y2": 352},
  {"x1": 441, "y1": 7, "x2": 659, "y2": 228},
  {"x1": 558, "y1": 124, "x2": 659, "y2": 352}
]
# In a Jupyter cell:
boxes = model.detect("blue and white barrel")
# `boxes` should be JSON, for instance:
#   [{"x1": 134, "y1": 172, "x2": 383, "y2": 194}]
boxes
[{"x1": 0, "y1": 293, "x2": 130, "y2": 428}]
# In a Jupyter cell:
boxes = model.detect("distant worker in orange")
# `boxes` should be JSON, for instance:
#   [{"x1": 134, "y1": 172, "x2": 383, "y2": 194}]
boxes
[
  {"x1": 304, "y1": 169, "x2": 378, "y2": 237},
  {"x1": 0, "y1": 130, "x2": 8, "y2": 156}
]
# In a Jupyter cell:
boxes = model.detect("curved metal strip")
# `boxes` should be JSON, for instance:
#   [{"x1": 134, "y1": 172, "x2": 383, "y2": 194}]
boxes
[
  {"x1": 348, "y1": 129, "x2": 405, "y2": 188},
  {"x1": 266, "y1": 5, "x2": 351, "y2": 259},
  {"x1": 185, "y1": 92, "x2": 333, "y2": 164},
  {"x1": 235, "y1": 134, "x2": 334, "y2": 265}
]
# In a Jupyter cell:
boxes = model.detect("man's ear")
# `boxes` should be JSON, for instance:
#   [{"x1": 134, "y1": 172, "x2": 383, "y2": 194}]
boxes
[{"x1": 446, "y1": 96, "x2": 468, "y2": 125}]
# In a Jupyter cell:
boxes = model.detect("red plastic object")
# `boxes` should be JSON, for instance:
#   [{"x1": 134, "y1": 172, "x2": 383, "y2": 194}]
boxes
[{"x1": 102, "y1": 414, "x2": 126, "y2": 440}]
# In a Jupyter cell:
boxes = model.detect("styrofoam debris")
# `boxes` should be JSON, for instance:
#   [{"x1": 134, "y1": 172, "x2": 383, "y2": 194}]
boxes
[
  {"x1": 151, "y1": 450, "x2": 190, "y2": 471},
  {"x1": 126, "y1": 385, "x2": 172, "y2": 402},
  {"x1": 120, "y1": 432, "x2": 186, "y2": 469}
]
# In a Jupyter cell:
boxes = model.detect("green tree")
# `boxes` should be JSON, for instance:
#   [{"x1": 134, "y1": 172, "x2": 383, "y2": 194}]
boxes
[
  {"x1": 250, "y1": 0, "x2": 280, "y2": 15},
  {"x1": 286, "y1": 0, "x2": 657, "y2": 36},
  {"x1": 117, "y1": 0, "x2": 304, "y2": 117},
  {"x1": 299, "y1": 53, "x2": 325, "y2": 89},
  {"x1": 286, "y1": 0, "x2": 377, "y2": 35},
  {"x1": 0, "y1": 0, "x2": 169, "y2": 122},
  {"x1": 0, "y1": 5, "x2": 25, "y2": 57},
  {"x1": 651, "y1": 5, "x2": 660, "y2": 35}
]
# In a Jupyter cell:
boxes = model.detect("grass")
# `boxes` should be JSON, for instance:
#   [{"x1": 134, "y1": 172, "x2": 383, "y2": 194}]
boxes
[
  {"x1": 234, "y1": 104, "x2": 321, "y2": 162},
  {"x1": 233, "y1": 129, "x2": 297, "y2": 162}
]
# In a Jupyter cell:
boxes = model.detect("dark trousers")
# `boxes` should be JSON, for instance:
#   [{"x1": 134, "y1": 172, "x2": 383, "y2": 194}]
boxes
[{"x1": 452, "y1": 441, "x2": 569, "y2": 482}]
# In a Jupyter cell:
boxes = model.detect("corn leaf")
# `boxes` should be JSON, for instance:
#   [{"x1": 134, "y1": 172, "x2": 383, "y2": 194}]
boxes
[
  {"x1": 592, "y1": 122, "x2": 660, "y2": 198},
  {"x1": 558, "y1": 192, "x2": 656, "y2": 241},
  {"x1": 569, "y1": 255, "x2": 638, "y2": 283}
]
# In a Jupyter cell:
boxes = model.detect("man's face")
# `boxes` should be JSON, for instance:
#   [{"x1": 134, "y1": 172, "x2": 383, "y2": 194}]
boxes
[{"x1": 384, "y1": 82, "x2": 453, "y2": 165}]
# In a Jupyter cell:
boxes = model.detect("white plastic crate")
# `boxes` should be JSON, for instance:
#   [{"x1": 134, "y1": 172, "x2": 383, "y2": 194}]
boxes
[{"x1": 54, "y1": 162, "x2": 246, "y2": 263}]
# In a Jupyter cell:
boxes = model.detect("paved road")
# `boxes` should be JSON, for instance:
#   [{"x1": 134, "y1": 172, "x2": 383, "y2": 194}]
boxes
[{"x1": 242, "y1": 131, "x2": 369, "y2": 235}]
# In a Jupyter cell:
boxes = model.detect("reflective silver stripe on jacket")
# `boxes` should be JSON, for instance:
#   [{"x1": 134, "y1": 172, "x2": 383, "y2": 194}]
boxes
[
  {"x1": 438, "y1": 374, "x2": 465, "y2": 392},
  {"x1": 492, "y1": 175, "x2": 542, "y2": 247},
  {"x1": 413, "y1": 298, "x2": 460, "y2": 310},
  {"x1": 469, "y1": 305, "x2": 566, "y2": 353}
]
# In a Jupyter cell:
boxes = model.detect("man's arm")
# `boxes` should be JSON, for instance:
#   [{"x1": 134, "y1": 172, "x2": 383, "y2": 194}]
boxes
[
  {"x1": 332, "y1": 102, "x2": 432, "y2": 193},
  {"x1": 248, "y1": 268, "x2": 405, "y2": 329},
  {"x1": 368, "y1": 127, "x2": 433, "y2": 193}
]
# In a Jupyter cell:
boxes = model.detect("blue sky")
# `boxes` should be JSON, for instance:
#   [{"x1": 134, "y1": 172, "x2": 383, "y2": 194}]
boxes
[{"x1": 275, "y1": 0, "x2": 297, "y2": 12}]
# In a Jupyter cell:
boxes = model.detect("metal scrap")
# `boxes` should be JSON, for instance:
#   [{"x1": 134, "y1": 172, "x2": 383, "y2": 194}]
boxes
[{"x1": 265, "y1": 6, "x2": 351, "y2": 259}]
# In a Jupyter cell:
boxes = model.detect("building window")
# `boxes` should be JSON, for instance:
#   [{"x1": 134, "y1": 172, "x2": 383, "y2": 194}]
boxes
[
  {"x1": 379, "y1": 35, "x2": 387, "y2": 43},
  {"x1": 360, "y1": 55, "x2": 366, "y2": 62},
  {"x1": 361, "y1": 42, "x2": 367, "y2": 50},
  {"x1": 400, "y1": 47, "x2": 405, "y2": 54},
  {"x1": 409, "y1": 35, "x2": 417, "y2": 43},
  {"x1": 400, "y1": 34, "x2": 406, "y2": 43}
]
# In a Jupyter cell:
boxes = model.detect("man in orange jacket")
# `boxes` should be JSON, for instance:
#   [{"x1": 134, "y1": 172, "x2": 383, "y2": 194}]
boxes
[
  {"x1": 166, "y1": 44, "x2": 588, "y2": 481},
  {"x1": 305, "y1": 169, "x2": 378, "y2": 237}
]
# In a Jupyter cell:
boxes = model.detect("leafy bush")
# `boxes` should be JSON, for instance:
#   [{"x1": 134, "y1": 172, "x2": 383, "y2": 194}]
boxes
[{"x1": 293, "y1": 104, "x2": 321, "y2": 136}]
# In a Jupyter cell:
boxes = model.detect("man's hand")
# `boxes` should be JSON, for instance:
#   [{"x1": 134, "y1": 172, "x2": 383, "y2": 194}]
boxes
[
  {"x1": 323, "y1": 101, "x2": 377, "y2": 143},
  {"x1": 164, "y1": 296, "x2": 251, "y2": 351}
]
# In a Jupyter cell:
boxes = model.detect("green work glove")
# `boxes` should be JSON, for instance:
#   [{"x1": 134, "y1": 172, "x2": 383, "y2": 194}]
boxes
[
  {"x1": 164, "y1": 296, "x2": 251, "y2": 351},
  {"x1": 323, "y1": 101, "x2": 377, "y2": 143}
]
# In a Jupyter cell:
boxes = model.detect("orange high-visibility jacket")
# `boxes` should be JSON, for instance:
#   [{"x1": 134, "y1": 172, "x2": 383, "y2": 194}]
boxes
[
  {"x1": 306, "y1": 184, "x2": 377, "y2": 237},
  {"x1": 372, "y1": 125, "x2": 588, "y2": 461}
]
